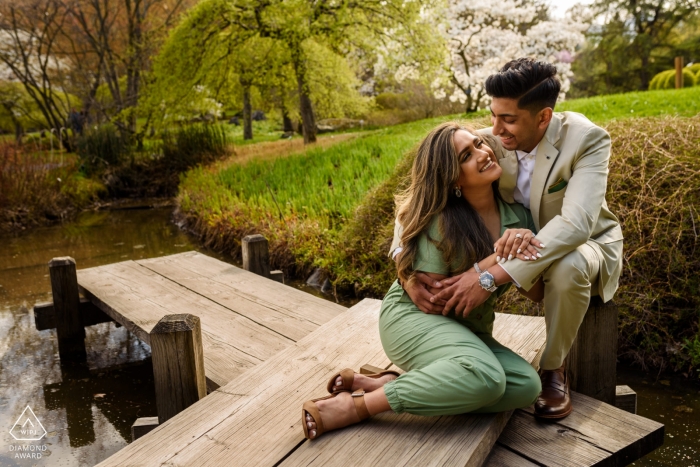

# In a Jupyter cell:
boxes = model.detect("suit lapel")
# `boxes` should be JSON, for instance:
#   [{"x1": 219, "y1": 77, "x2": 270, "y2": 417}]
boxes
[
  {"x1": 530, "y1": 116, "x2": 562, "y2": 230},
  {"x1": 498, "y1": 150, "x2": 518, "y2": 203}
]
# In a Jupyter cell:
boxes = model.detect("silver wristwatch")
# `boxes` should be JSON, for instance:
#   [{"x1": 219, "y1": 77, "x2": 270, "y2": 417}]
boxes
[{"x1": 473, "y1": 263, "x2": 498, "y2": 293}]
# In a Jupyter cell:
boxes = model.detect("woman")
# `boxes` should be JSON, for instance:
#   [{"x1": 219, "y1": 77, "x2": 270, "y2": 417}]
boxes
[{"x1": 302, "y1": 122, "x2": 544, "y2": 439}]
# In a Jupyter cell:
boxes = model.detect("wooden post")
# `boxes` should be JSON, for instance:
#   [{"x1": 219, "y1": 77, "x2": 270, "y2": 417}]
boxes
[
  {"x1": 566, "y1": 296, "x2": 618, "y2": 404},
  {"x1": 150, "y1": 314, "x2": 207, "y2": 424},
  {"x1": 615, "y1": 385, "x2": 637, "y2": 414},
  {"x1": 675, "y1": 56, "x2": 684, "y2": 89},
  {"x1": 242, "y1": 234, "x2": 271, "y2": 278},
  {"x1": 131, "y1": 417, "x2": 159, "y2": 441},
  {"x1": 49, "y1": 257, "x2": 86, "y2": 361}
]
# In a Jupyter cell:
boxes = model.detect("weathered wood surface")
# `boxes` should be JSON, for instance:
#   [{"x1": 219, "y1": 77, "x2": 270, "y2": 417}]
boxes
[
  {"x1": 34, "y1": 297, "x2": 113, "y2": 330},
  {"x1": 150, "y1": 314, "x2": 207, "y2": 424},
  {"x1": 282, "y1": 313, "x2": 546, "y2": 467},
  {"x1": 96, "y1": 301, "x2": 546, "y2": 467},
  {"x1": 138, "y1": 252, "x2": 341, "y2": 341},
  {"x1": 567, "y1": 297, "x2": 618, "y2": 404},
  {"x1": 76, "y1": 252, "x2": 343, "y2": 390},
  {"x1": 96, "y1": 299, "x2": 392, "y2": 467},
  {"x1": 491, "y1": 392, "x2": 663, "y2": 467}
]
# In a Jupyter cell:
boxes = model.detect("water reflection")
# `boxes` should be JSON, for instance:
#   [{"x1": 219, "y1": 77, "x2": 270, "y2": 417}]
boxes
[{"x1": 0, "y1": 208, "x2": 211, "y2": 466}]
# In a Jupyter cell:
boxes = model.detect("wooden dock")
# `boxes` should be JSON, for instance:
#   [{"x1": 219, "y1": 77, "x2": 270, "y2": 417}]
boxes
[{"x1": 35, "y1": 250, "x2": 664, "y2": 466}]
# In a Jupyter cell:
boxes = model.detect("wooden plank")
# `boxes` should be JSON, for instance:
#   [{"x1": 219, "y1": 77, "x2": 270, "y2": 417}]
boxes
[
  {"x1": 484, "y1": 445, "x2": 540, "y2": 467},
  {"x1": 137, "y1": 252, "x2": 343, "y2": 341},
  {"x1": 95, "y1": 299, "x2": 392, "y2": 467},
  {"x1": 282, "y1": 313, "x2": 546, "y2": 467},
  {"x1": 78, "y1": 260, "x2": 292, "y2": 389},
  {"x1": 34, "y1": 297, "x2": 113, "y2": 331},
  {"x1": 567, "y1": 297, "x2": 618, "y2": 404},
  {"x1": 497, "y1": 392, "x2": 664, "y2": 467}
]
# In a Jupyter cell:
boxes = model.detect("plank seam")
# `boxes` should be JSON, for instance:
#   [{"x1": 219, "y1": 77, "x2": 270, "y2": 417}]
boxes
[
  {"x1": 495, "y1": 440, "x2": 547, "y2": 467},
  {"x1": 136, "y1": 261, "x2": 299, "y2": 343}
]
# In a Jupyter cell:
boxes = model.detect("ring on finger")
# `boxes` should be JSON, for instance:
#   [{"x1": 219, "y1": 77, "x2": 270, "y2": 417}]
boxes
[{"x1": 515, "y1": 233, "x2": 522, "y2": 238}]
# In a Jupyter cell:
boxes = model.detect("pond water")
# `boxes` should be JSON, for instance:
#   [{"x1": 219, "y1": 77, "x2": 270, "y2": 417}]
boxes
[{"x1": 0, "y1": 207, "x2": 697, "y2": 466}]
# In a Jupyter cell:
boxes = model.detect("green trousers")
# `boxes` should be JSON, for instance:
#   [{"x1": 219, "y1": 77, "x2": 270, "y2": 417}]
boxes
[{"x1": 379, "y1": 283, "x2": 541, "y2": 416}]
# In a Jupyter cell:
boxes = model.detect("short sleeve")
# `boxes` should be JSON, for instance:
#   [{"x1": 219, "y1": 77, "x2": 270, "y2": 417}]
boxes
[{"x1": 413, "y1": 217, "x2": 449, "y2": 276}]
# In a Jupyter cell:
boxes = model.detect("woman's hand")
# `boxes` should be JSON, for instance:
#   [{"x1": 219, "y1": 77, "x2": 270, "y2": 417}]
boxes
[{"x1": 493, "y1": 229, "x2": 544, "y2": 263}]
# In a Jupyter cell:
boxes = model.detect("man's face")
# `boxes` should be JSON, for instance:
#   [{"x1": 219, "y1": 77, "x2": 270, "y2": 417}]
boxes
[{"x1": 489, "y1": 97, "x2": 549, "y2": 153}]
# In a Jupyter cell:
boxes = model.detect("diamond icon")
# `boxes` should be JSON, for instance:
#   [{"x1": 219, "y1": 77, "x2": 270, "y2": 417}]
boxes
[{"x1": 10, "y1": 406, "x2": 47, "y2": 441}]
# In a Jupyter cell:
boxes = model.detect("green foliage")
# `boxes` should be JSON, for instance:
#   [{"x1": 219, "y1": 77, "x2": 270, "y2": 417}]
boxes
[
  {"x1": 0, "y1": 81, "x2": 50, "y2": 134},
  {"x1": 75, "y1": 125, "x2": 133, "y2": 174},
  {"x1": 161, "y1": 124, "x2": 230, "y2": 170}
]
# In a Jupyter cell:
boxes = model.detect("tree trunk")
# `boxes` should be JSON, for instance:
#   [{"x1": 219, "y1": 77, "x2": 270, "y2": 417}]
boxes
[
  {"x1": 292, "y1": 48, "x2": 316, "y2": 144},
  {"x1": 639, "y1": 55, "x2": 650, "y2": 90},
  {"x1": 243, "y1": 86, "x2": 253, "y2": 140},
  {"x1": 282, "y1": 108, "x2": 293, "y2": 132}
]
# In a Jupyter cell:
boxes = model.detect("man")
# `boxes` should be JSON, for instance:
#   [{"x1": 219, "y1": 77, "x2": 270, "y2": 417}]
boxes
[{"x1": 390, "y1": 58, "x2": 623, "y2": 419}]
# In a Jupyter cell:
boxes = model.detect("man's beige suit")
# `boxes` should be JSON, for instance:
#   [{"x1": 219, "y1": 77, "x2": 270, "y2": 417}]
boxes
[{"x1": 391, "y1": 111, "x2": 623, "y2": 370}]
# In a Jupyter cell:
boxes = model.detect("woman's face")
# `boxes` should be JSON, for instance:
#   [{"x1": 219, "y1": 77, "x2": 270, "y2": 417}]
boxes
[{"x1": 453, "y1": 129, "x2": 501, "y2": 192}]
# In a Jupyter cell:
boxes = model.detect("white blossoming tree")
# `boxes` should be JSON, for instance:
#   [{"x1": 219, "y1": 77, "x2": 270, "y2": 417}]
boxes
[{"x1": 441, "y1": 0, "x2": 586, "y2": 112}]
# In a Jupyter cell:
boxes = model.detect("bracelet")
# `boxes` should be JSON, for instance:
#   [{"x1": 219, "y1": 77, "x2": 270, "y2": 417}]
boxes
[{"x1": 473, "y1": 262, "x2": 483, "y2": 274}]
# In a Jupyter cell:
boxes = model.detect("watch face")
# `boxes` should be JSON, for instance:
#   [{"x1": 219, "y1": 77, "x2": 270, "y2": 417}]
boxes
[{"x1": 479, "y1": 273, "x2": 495, "y2": 289}]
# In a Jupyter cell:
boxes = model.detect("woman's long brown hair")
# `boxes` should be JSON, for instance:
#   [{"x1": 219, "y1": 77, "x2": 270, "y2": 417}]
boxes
[{"x1": 395, "y1": 122, "x2": 499, "y2": 286}]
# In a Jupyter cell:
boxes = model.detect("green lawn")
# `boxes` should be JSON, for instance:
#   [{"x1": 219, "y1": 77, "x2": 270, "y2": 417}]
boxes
[{"x1": 557, "y1": 86, "x2": 700, "y2": 122}]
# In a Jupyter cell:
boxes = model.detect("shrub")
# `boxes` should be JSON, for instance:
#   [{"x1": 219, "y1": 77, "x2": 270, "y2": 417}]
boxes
[
  {"x1": 75, "y1": 124, "x2": 132, "y2": 174},
  {"x1": 0, "y1": 141, "x2": 104, "y2": 228},
  {"x1": 649, "y1": 68, "x2": 696, "y2": 90},
  {"x1": 161, "y1": 123, "x2": 229, "y2": 171}
]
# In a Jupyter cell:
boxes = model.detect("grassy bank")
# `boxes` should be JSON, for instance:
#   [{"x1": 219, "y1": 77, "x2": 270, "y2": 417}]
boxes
[{"x1": 178, "y1": 87, "x2": 700, "y2": 377}]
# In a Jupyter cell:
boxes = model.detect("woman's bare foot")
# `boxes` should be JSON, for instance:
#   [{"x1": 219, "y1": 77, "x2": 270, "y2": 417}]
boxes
[
  {"x1": 304, "y1": 392, "x2": 361, "y2": 439},
  {"x1": 331, "y1": 372, "x2": 397, "y2": 393}
]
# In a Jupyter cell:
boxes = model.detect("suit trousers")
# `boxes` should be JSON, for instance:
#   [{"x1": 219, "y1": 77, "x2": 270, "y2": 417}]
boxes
[
  {"x1": 378, "y1": 283, "x2": 541, "y2": 416},
  {"x1": 539, "y1": 241, "x2": 602, "y2": 370}
]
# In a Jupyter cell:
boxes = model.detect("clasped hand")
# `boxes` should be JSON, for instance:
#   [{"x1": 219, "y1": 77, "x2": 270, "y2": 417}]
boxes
[{"x1": 403, "y1": 229, "x2": 543, "y2": 317}]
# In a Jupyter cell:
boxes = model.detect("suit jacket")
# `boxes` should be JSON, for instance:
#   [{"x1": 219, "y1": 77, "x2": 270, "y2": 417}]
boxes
[{"x1": 390, "y1": 111, "x2": 623, "y2": 302}]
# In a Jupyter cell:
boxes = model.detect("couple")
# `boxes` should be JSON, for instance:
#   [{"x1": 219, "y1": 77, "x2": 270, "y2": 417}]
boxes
[{"x1": 302, "y1": 58, "x2": 623, "y2": 440}]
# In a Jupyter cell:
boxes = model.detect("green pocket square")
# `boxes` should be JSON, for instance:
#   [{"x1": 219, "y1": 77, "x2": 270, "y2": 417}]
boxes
[{"x1": 547, "y1": 178, "x2": 568, "y2": 194}]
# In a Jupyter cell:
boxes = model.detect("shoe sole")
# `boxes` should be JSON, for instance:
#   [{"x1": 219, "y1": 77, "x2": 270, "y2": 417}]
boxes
[{"x1": 534, "y1": 405, "x2": 573, "y2": 420}]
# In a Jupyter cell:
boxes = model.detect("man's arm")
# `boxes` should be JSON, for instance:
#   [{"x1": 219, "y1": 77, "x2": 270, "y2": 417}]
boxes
[{"x1": 501, "y1": 126, "x2": 611, "y2": 291}]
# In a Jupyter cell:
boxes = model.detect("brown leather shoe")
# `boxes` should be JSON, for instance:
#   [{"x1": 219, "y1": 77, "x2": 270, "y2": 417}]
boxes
[{"x1": 534, "y1": 363, "x2": 572, "y2": 420}]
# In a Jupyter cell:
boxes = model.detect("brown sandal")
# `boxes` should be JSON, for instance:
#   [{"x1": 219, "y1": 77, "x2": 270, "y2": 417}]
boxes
[
  {"x1": 302, "y1": 390, "x2": 371, "y2": 440},
  {"x1": 326, "y1": 368, "x2": 400, "y2": 394}
]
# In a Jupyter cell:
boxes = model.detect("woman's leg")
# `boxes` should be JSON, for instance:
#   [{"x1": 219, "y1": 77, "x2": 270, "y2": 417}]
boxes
[
  {"x1": 469, "y1": 334, "x2": 541, "y2": 413},
  {"x1": 379, "y1": 300, "x2": 508, "y2": 416}
]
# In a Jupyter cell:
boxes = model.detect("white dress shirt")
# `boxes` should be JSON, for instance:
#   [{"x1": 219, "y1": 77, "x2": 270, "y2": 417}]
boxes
[{"x1": 512, "y1": 145, "x2": 538, "y2": 209}]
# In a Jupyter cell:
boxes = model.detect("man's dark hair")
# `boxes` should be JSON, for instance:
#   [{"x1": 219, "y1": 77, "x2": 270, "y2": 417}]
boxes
[{"x1": 484, "y1": 58, "x2": 561, "y2": 113}]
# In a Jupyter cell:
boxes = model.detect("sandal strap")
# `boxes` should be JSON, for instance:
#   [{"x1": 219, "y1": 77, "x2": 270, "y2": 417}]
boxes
[{"x1": 352, "y1": 390, "x2": 370, "y2": 420}]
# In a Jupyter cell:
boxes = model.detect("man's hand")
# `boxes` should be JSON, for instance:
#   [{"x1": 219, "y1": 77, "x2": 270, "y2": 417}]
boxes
[
  {"x1": 432, "y1": 268, "x2": 491, "y2": 318},
  {"x1": 404, "y1": 272, "x2": 446, "y2": 314}
]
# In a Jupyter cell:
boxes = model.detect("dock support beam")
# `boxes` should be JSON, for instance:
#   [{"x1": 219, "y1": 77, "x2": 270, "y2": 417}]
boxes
[
  {"x1": 150, "y1": 314, "x2": 207, "y2": 424},
  {"x1": 49, "y1": 257, "x2": 86, "y2": 361},
  {"x1": 242, "y1": 234, "x2": 271, "y2": 278},
  {"x1": 567, "y1": 297, "x2": 618, "y2": 404}
]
